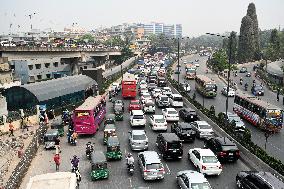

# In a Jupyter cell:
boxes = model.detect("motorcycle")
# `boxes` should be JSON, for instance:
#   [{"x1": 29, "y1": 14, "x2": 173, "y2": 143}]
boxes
[
  {"x1": 70, "y1": 137, "x2": 77, "y2": 146},
  {"x1": 86, "y1": 142, "x2": 94, "y2": 159},
  {"x1": 127, "y1": 162, "x2": 134, "y2": 176},
  {"x1": 245, "y1": 85, "x2": 248, "y2": 91},
  {"x1": 74, "y1": 169, "x2": 81, "y2": 184},
  {"x1": 240, "y1": 80, "x2": 243, "y2": 85},
  {"x1": 71, "y1": 158, "x2": 80, "y2": 172}
]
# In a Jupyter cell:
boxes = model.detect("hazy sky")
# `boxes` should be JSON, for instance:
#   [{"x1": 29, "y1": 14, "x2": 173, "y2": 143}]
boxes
[{"x1": 1, "y1": 0, "x2": 283, "y2": 37}]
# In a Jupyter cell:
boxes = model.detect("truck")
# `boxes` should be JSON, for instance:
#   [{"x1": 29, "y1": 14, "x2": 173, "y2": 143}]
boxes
[{"x1": 26, "y1": 172, "x2": 77, "y2": 189}]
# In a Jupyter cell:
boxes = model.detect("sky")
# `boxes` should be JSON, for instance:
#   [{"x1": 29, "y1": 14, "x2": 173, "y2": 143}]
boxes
[{"x1": 0, "y1": 0, "x2": 284, "y2": 37}]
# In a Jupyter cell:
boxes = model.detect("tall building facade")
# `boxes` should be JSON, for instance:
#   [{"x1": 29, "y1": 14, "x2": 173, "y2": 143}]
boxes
[{"x1": 135, "y1": 23, "x2": 182, "y2": 38}]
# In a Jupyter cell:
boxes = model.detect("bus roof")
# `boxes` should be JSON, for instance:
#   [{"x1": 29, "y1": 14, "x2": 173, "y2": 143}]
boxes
[
  {"x1": 236, "y1": 93, "x2": 281, "y2": 110},
  {"x1": 185, "y1": 64, "x2": 196, "y2": 69},
  {"x1": 75, "y1": 95, "x2": 104, "y2": 111},
  {"x1": 123, "y1": 73, "x2": 136, "y2": 81},
  {"x1": 26, "y1": 172, "x2": 77, "y2": 189},
  {"x1": 196, "y1": 75, "x2": 215, "y2": 83}
]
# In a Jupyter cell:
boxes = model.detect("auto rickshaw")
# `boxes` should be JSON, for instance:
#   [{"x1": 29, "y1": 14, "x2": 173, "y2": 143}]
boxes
[
  {"x1": 105, "y1": 136, "x2": 122, "y2": 160},
  {"x1": 104, "y1": 114, "x2": 116, "y2": 126},
  {"x1": 44, "y1": 129, "x2": 59, "y2": 150},
  {"x1": 114, "y1": 105, "x2": 123, "y2": 121},
  {"x1": 50, "y1": 123, "x2": 64, "y2": 137},
  {"x1": 90, "y1": 151, "x2": 109, "y2": 180},
  {"x1": 103, "y1": 124, "x2": 116, "y2": 144}
]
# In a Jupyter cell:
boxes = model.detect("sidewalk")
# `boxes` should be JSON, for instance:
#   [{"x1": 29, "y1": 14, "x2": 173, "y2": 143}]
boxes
[{"x1": 0, "y1": 115, "x2": 39, "y2": 187}]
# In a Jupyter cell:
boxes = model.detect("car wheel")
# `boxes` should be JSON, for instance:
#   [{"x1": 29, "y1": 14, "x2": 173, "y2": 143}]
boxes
[{"x1": 236, "y1": 178, "x2": 242, "y2": 188}]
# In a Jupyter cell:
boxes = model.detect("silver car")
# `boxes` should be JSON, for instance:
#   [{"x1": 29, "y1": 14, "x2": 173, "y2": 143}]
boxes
[
  {"x1": 129, "y1": 130, "x2": 148, "y2": 151},
  {"x1": 190, "y1": 121, "x2": 214, "y2": 139},
  {"x1": 177, "y1": 170, "x2": 212, "y2": 189}
]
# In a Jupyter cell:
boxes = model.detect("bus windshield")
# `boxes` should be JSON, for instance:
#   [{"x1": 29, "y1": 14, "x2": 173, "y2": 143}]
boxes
[
  {"x1": 267, "y1": 109, "x2": 283, "y2": 126},
  {"x1": 205, "y1": 84, "x2": 216, "y2": 91},
  {"x1": 76, "y1": 111, "x2": 90, "y2": 117}
]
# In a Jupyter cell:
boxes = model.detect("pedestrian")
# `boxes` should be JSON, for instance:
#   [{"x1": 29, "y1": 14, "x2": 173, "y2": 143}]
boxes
[
  {"x1": 8, "y1": 121, "x2": 14, "y2": 137},
  {"x1": 54, "y1": 136, "x2": 61, "y2": 154},
  {"x1": 23, "y1": 117, "x2": 29, "y2": 132},
  {"x1": 53, "y1": 153, "x2": 60, "y2": 171},
  {"x1": 277, "y1": 88, "x2": 280, "y2": 102}
]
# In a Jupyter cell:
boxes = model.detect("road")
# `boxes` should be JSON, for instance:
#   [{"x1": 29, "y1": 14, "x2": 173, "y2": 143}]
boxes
[
  {"x1": 20, "y1": 78, "x2": 251, "y2": 189},
  {"x1": 173, "y1": 54, "x2": 284, "y2": 162}
]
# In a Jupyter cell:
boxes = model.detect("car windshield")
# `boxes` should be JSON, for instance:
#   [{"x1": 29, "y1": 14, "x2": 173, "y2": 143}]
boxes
[
  {"x1": 168, "y1": 142, "x2": 181, "y2": 149},
  {"x1": 155, "y1": 118, "x2": 165, "y2": 123},
  {"x1": 191, "y1": 182, "x2": 211, "y2": 189},
  {"x1": 181, "y1": 125, "x2": 192, "y2": 130},
  {"x1": 202, "y1": 156, "x2": 218, "y2": 163},
  {"x1": 133, "y1": 115, "x2": 144, "y2": 119},
  {"x1": 173, "y1": 97, "x2": 183, "y2": 101},
  {"x1": 143, "y1": 94, "x2": 151, "y2": 98},
  {"x1": 161, "y1": 97, "x2": 168, "y2": 101},
  {"x1": 199, "y1": 124, "x2": 211, "y2": 129},
  {"x1": 229, "y1": 116, "x2": 241, "y2": 122},
  {"x1": 168, "y1": 110, "x2": 177, "y2": 114},
  {"x1": 222, "y1": 145, "x2": 238, "y2": 151},
  {"x1": 254, "y1": 86, "x2": 263, "y2": 90},
  {"x1": 205, "y1": 84, "x2": 216, "y2": 89},
  {"x1": 146, "y1": 102, "x2": 155, "y2": 106},
  {"x1": 146, "y1": 163, "x2": 162, "y2": 170},
  {"x1": 133, "y1": 134, "x2": 146, "y2": 140},
  {"x1": 131, "y1": 101, "x2": 140, "y2": 105}
]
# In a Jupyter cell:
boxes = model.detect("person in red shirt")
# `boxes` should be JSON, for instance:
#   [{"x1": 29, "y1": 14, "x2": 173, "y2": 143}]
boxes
[
  {"x1": 53, "y1": 154, "x2": 60, "y2": 171},
  {"x1": 9, "y1": 121, "x2": 14, "y2": 137}
]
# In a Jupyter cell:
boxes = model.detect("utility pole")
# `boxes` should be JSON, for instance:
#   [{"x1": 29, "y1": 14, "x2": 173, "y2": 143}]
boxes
[
  {"x1": 225, "y1": 36, "x2": 232, "y2": 117},
  {"x1": 177, "y1": 37, "x2": 180, "y2": 86}
]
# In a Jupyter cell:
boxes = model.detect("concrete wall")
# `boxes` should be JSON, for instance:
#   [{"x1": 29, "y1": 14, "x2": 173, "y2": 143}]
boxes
[{"x1": 0, "y1": 95, "x2": 8, "y2": 116}]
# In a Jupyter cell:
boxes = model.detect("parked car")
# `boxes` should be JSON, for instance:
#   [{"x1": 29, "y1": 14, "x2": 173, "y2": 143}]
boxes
[
  {"x1": 188, "y1": 148, "x2": 222, "y2": 176},
  {"x1": 162, "y1": 108, "x2": 179, "y2": 122},
  {"x1": 171, "y1": 122, "x2": 196, "y2": 142},
  {"x1": 156, "y1": 133, "x2": 183, "y2": 159},
  {"x1": 221, "y1": 87, "x2": 235, "y2": 97},
  {"x1": 176, "y1": 170, "x2": 212, "y2": 189},
  {"x1": 204, "y1": 137, "x2": 240, "y2": 162},
  {"x1": 138, "y1": 151, "x2": 165, "y2": 180},
  {"x1": 251, "y1": 85, "x2": 264, "y2": 96},
  {"x1": 149, "y1": 115, "x2": 167, "y2": 131},
  {"x1": 128, "y1": 100, "x2": 142, "y2": 111},
  {"x1": 236, "y1": 171, "x2": 284, "y2": 189},
  {"x1": 143, "y1": 100, "x2": 155, "y2": 113},
  {"x1": 190, "y1": 121, "x2": 214, "y2": 139},
  {"x1": 156, "y1": 95, "x2": 170, "y2": 108},
  {"x1": 223, "y1": 112, "x2": 245, "y2": 131},
  {"x1": 179, "y1": 108, "x2": 198, "y2": 122},
  {"x1": 239, "y1": 67, "x2": 247, "y2": 73},
  {"x1": 128, "y1": 130, "x2": 148, "y2": 151}
]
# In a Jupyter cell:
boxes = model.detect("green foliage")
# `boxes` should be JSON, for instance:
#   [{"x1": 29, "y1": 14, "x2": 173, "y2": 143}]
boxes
[
  {"x1": 104, "y1": 36, "x2": 125, "y2": 47},
  {"x1": 79, "y1": 33, "x2": 95, "y2": 43},
  {"x1": 186, "y1": 35, "x2": 223, "y2": 50},
  {"x1": 147, "y1": 33, "x2": 178, "y2": 51},
  {"x1": 208, "y1": 49, "x2": 228, "y2": 72}
]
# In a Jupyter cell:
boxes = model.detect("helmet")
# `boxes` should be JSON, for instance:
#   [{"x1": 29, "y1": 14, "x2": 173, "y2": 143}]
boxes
[
  {"x1": 127, "y1": 153, "x2": 132, "y2": 157},
  {"x1": 73, "y1": 155, "x2": 77, "y2": 159}
]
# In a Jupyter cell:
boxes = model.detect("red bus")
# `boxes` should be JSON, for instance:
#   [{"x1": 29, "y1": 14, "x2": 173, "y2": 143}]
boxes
[
  {"x1": 122, "y1": 73, "x2": 137, "y2": 98},
  {"x1": 73, "y1": 95, "x2": 106, "y2": 135}
]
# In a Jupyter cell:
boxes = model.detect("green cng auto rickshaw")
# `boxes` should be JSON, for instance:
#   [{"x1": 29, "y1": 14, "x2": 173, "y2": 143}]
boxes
[
  {"x1": 50, "y1": 123, "x2": 64, "y2": 137},
  {"x1": 106, "y1": 136, "x2": 122, "y2": 160},
  {"x1": 114, "y1": 105, "x2": 123, "y2": 121},
  {"x1": 90, "y1": 151, "x2": 109, "y2": 180},
  {"x1": 104, "y1": 114, "x2": 116, "y2": 126},
  {"x1": 44, "y1": 129, "x2": 59, "y2": 150},
  {"x1": 103, "y1": 124, "x2": 116, "y2": 144}
]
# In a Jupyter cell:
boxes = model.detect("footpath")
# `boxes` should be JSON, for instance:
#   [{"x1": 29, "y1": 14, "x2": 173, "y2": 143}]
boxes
[{"x1": 0, "y1": 116, "x2": 39, "y2": 188}]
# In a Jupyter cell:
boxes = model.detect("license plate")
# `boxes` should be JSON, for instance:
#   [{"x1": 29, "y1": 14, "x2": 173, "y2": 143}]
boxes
[
  {"x1": 173, "y1": 150, "x2": 177, "y2": 152},
  {"x1": 229, "y1": 153, "x2": 233, "y2": 156},
  {"x1": 191, "y1": 116, "x2": 193, "y2": 118},
  {"x1": 152, "y1": 172, "x2": 157, "y2": 175}
]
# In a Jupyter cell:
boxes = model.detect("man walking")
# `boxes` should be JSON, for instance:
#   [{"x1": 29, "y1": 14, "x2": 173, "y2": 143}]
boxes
[
  {"x1": 277, "y1": 88, "x2": 280, "y2": 102},
  {"x1": 53, "y1": 153, "x2": 60, "y2": 171},
  {"x1": 54, "y1": 136, "x2": 61, "y2": 154},
  {"x1": 8, "y1": 121, "x2": 14, "y2": 137}
]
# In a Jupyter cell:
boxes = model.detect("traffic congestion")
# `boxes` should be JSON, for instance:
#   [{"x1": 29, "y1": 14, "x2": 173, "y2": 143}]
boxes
[{"x1": 20, "y1": 52, "x2": 284, "y2": 189}]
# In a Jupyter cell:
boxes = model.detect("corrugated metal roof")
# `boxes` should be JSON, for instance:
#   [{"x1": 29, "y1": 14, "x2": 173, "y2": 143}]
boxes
[{"x1": 21, "y1": 75, "x2": 97, "y2": 102}]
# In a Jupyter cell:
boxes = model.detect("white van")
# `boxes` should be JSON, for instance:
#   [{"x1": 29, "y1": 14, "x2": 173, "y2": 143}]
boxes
[
  {"x1": 130, "y1": 110, "x2": 146, "y2": 127},
  {"x1": 170, "y1": 94, "x2": 183, "y2": 107}
]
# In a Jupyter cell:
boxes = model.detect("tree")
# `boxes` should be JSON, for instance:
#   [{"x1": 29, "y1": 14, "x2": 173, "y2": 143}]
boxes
[
  {"x1": 224, "y1": 31, "x2": 238, "y2": 64},
  {"x1": 79, "y1": 33, "x2": 95, "y2": 44},
  {"x1": 247, "y1": 3, "x2": 260, "y2": 59},
  {"x1": 209, "y1": 49, "x2": 228, "y2": 72},
  {"x1": 264, "y1": 29, "x2": 281, "y2": 61}
]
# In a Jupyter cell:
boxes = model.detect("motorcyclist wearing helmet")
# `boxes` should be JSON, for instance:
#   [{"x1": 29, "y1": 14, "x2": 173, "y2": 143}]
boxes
[{"x1": 126, "y1": 153, "x2": 134, "y2": 167}]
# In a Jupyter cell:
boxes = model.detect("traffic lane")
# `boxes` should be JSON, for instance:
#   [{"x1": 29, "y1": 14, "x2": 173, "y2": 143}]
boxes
[{"x1": 112, "y1": 93, "x2": 246, "y2": 189}]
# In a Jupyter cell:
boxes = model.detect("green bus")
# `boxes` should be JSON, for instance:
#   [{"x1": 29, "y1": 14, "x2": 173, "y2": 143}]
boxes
[{"x1": 195, "y1": 75, "x2": 217, "y2": 97}]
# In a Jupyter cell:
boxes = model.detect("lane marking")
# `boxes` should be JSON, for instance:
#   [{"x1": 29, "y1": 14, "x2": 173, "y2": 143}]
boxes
[
  {"x1": 165, "y1": 163, "x2": 171, "y2": 175},
  {"x1": 128, "y1": 178, "x2": 133, "y2": 188}
]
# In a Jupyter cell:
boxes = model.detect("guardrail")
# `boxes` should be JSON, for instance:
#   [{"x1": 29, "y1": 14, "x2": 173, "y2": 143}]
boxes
[{"x1": 4, "y1": 124, "x2": 48, "y2": 189}]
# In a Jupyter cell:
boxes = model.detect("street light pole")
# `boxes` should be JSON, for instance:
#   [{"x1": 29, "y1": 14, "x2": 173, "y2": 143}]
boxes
[
  {"x1": 177, "y1": 37, "x2": 180, "y2": 86},
  {"x1": 225, "y1": 36, "x2": 232, "y2": 117}
]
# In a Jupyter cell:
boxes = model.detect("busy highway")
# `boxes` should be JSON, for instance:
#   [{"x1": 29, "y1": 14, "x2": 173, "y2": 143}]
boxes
[
  {"x1": 173, "y1": 54, "x2": 284, "y2": 162},
  {"x1": 18, "y1": 55, "x2": 258, "y2": 189}
]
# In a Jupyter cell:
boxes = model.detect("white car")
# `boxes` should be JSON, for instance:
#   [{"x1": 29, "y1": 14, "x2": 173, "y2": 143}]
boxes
[
  {"x1": 139, "y1": 89, "x2": 148, "y2": 96},
  {"x1": 151, "y1": 88, "x2": 162, "y2": 98},
  {"x1": 141, "y1": 92, "x2": 152, "y2": 104},
  {"x1": 161, "y1": 87, "x2": 172, "y2": 97},
  {"x1": 176, "y1": 170, "x2": 212, "y2": 189},
  {"x1": 188, "y1": 148, "x2": 222, "y2": 176},
  {"x1": 169, "y1": 94, "x2": 183, "y2": 107},
  {"x1": 130, "y1": 110, "x2": 146, "y2": 127},
  {"x1": 190, "y1": 121, "x2": 214, "y2": 139},
  {"x1": 143, "y1": 100, "x2": 155, "y2": 113},
  {"x1": 149, "y1": 115, "x2": 167, "y2": 131},
  {"x1": 162, "y1": 108, "x2": 179, "y2": 122},
  {"x1": 128, "y1": 130, "x2": 148, "y2": 151},
  {"x1": 182, "y1": 83, "x2": 191, "y2": 92},
  {"x1": 221, "y1": 87, "x2": 235, "y2": 97}
]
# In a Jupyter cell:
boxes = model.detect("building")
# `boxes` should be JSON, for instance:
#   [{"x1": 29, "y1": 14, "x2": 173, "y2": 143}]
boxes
[
  {"x1": 174, "y1": 24, "x2": 183, "y2": 38},
  {"x1": 154, "y1": 23, "x2": 164, "y2": 35},
  {"x1": 10, "y1": 58, "x2": 71, "y2": 84},
  {"x1": 3, "y1": 75, "x2": 98, "y2": 111},
  {"x1": 143, "y1": 23, "x2": 155, "y2": 36},
  {"x1": 163, "y1": 24, "x2": 175, "y2": 37},
  {"x1": 136, "y1": 23, "x2": 182, "y2": 38},
  {"x1": 0, "y1": 57, "x2": 20, "y2": 91}
]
